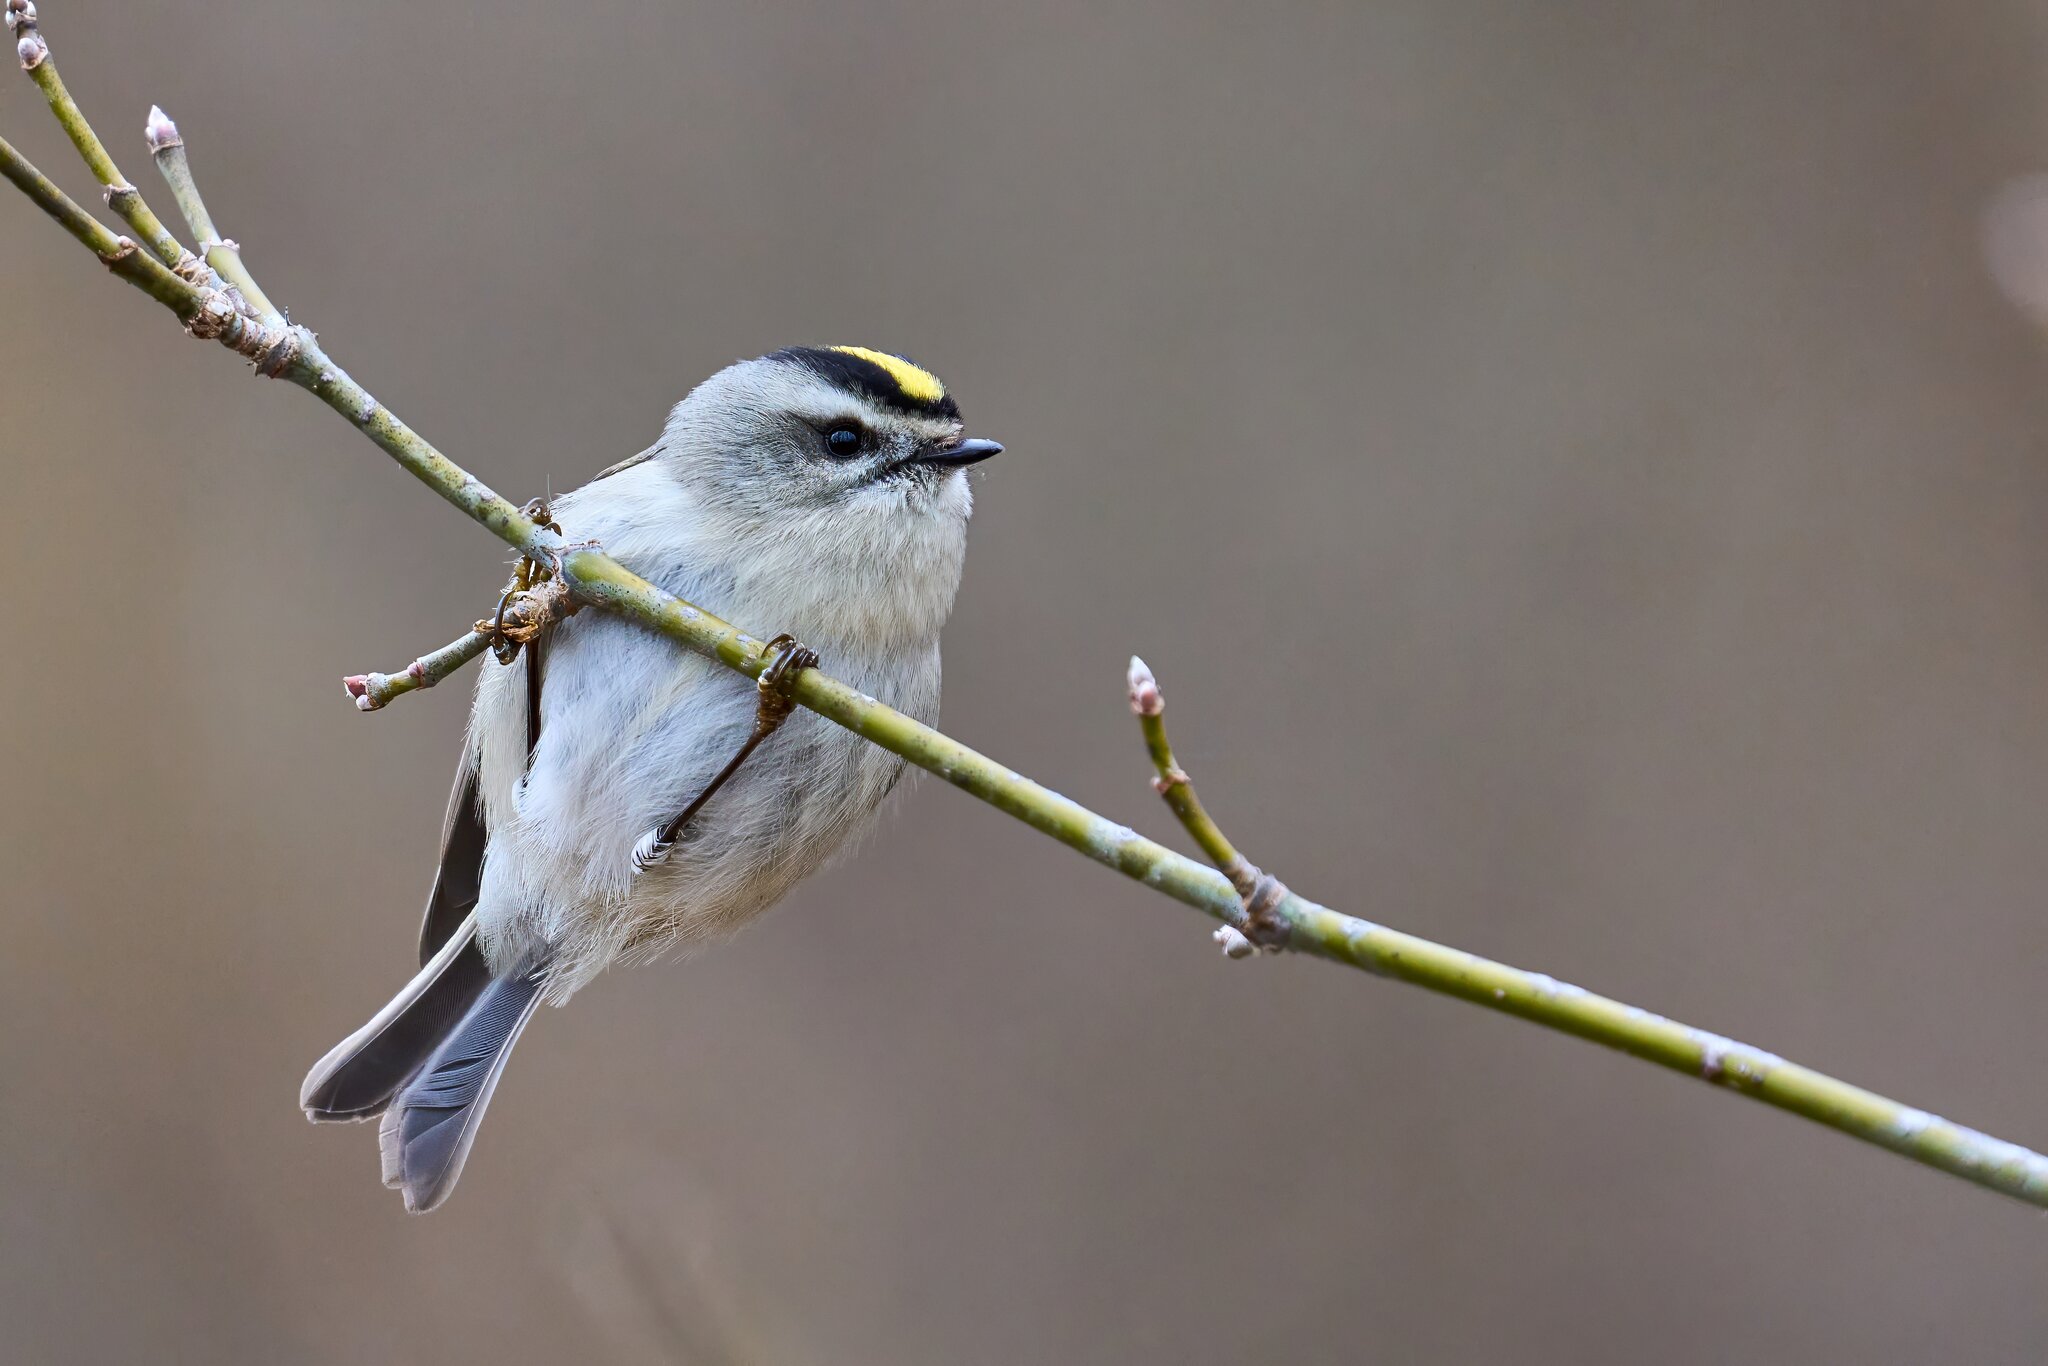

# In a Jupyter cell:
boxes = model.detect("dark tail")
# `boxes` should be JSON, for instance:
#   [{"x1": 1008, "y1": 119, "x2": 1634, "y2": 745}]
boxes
[{"x1": 301, "y1": 915, "x2": 545, "y2": 1213}]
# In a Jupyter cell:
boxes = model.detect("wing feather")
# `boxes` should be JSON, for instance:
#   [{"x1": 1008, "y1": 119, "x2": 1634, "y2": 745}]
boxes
[{"x1": 418, "y1": 761, "x2": 488, "y2": 964}]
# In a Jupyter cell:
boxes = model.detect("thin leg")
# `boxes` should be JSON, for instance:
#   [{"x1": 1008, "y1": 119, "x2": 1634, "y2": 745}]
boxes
[{"x1": 631, "y1": 634, "x2": 819, "y2": 872}]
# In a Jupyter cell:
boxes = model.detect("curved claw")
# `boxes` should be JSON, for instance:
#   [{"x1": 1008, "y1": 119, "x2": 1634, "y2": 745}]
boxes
[
  {"x1": 757, "y1": 633, "x2": 820, "y2": 701},
  {"x1": 631, "y1": 827, "x2": 671, "y2": 872}
]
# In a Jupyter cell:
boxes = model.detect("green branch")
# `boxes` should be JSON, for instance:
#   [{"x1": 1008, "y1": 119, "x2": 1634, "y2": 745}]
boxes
[
  {"x1": 1128, "y1": 655, "x2": 1272, "y2": 956},
  {"x1": 0, "y1": 125, "x2": 201, "y2": 319},
  {"x1": 10, "y1": 1, "x2": 189, "y2": 273},
  {"x1": 342, "y1": 628, "x2": 496, "y2": 712},
  {"x1": 144, "y1": 105, "x2": 278, "y2": 321},
  {"x1": 7, "y1": 11, "x2": 2047, "y2": 1211}
]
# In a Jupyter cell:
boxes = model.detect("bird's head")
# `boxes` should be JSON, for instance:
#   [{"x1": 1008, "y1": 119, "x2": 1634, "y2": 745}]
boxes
[{"x1": 652, "y1": 345, "x2": 1000, "y2": 529}]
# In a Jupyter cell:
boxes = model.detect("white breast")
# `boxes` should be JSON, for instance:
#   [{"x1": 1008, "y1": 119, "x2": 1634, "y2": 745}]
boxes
[{"x1": 463, "y1": 459, "x2": 964, "y2": 999}]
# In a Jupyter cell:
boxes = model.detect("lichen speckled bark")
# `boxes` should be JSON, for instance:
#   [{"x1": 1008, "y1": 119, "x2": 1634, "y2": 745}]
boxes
[{"x1": 6, "y1": 16, "x2": 2048, "y2": 1212}]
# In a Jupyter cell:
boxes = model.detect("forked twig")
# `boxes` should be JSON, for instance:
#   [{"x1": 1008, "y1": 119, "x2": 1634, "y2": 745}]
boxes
[
  {"x1": 9, "y1": 1, "x2": 193, "y2": 277},
  {"x1": 1129, "y1": 655, "x2": 1288, "y2": 957},
  {"x1": 145, "y1": 105, "x2": 278, "y2": 320}
]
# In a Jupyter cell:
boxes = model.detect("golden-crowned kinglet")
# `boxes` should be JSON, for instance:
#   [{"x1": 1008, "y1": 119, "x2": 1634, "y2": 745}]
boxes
[{"x1": 302, "y1": 346, "x2": 1001, "y2": 1212}]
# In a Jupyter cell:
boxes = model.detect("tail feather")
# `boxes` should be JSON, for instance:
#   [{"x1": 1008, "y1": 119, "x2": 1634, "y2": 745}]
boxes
[
  {"x1": 377, "y1": 967, "x2": 544, "y2": 1213},
  {"x1": 301, "y1": 916, "x2": 491, "y2": 1120},
  {"x1": 302, "y1": 911, "x2": 546, "y2": 1212}
]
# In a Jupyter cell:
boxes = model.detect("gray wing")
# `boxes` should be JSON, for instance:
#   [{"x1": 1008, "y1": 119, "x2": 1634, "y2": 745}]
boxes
[
  {"x1": 418, "y1": 609, "x2": 555, "y2": 964},
  {"x1": 590, "y1": 439, "x2": 663, "y2": 482},
  {"x1": 418, "y1": 759, "x2": 487, "y2": 965}
]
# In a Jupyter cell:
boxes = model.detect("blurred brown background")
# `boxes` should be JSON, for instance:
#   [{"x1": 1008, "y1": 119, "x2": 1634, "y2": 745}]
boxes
[{"x1": 7, "y1": 2, "x2": 2048, "y2": 1361}]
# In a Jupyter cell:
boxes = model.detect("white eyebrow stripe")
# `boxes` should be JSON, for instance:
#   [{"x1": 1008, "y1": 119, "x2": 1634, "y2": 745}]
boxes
[{"x1": 785, "y1": 380, "x2": 962, "y2": 442}]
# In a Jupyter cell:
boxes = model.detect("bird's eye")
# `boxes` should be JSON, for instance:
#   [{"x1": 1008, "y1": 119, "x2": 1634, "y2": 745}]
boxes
[{"x1": 824, "y1": 424, "x2": 865, "y2": 459}]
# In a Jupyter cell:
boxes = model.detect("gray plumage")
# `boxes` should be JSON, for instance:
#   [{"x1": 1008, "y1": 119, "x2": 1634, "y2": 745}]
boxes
[
  {"x1": 302, "y1": 348, "x2": 992, "y2": 1212},
  {"x1": 375, "y1": 943, "x2": 544, "y2": 1212},
  {"x1": 299, "y1": 917, "x2": 492, "y2": 1121}
]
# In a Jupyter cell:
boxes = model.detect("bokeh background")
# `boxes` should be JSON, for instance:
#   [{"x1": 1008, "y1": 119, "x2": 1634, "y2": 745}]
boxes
[{"x1": 8, "y1": 2, "x2": 2048, "y2": 1361}]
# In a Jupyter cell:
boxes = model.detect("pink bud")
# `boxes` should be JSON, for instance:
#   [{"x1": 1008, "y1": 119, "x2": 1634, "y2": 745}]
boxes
[
  {"x1": 144, "y1": 105, "x2": 181, "y2": 152},
  {"x1": 1126, "y1": 655, "x2": 1163, "y2": 716}
]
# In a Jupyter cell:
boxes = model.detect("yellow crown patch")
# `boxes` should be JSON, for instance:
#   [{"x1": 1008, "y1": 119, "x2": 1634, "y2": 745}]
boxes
[{"x1": 827, "y1": 346, "x2": 946, "y2": 405}]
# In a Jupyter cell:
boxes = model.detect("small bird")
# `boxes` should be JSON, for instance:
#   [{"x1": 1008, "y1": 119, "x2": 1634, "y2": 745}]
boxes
[{"x1": 301, "y1": 346, "x2": 1001, "y2": 1212}]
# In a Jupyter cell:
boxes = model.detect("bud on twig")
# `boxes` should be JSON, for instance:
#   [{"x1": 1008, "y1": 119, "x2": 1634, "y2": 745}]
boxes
[
  {"x1": 1126, "y1": 655, "x2": 1162, "y2": 716},
  {"x1": 1212, "y1": 926, "x2": 1256, "y2": 960},
  {"x1": 8, "y1": 0, "x2": 41, "y2": 69},
  {"x1": 144, "y1": 105, "x2": 181, "y2": 153}
]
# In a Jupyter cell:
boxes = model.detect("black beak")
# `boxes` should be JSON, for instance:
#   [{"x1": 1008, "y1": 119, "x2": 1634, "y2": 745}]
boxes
[{"x1": 913, "y1": 437, "x2": 1004, "y2": 468}]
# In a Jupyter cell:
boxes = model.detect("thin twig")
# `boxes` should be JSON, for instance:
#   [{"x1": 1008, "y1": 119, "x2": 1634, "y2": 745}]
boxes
[
  {"x1": 0, "y1": 128, "x2": 201, "y2": 318},
  {"x1": 145, "y1": 105, "x2": 278, "y2": 321},
  {"x1": 1128, "y1": 656, "x2": 1231, "y2": 863},
  {"x1": 8, "y1": 1, "x2": 191, "y2": 275},
  {"x1": 340, "y1": 565, "x2": 585, "y2": 711},
  {"x1": 1128, "y1": 655, "x2": 1264, "y2": 957},
  {"x1": 1119, "y1": 654, "x2": 2048, "y2": 1199},
  {"x1": 9, "y1": 25, "x2": 2048, "y2": 1212},
  {"x1": 342, "y1": 629, "x2": 493, "y2": 712}
]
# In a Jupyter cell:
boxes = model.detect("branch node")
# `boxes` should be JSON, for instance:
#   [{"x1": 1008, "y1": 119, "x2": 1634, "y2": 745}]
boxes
[
  {"x1": 1150, "y1": 766, "x2": 1188, "y2": 795},
  {"x1": 252, "y1": 326, "x2": 300, "y2": 378},
  {"x1": 102, "y1": 180, "x2": 137, "y2": 211},
  {"x1": 182, "y1": 289, "x2": 239, "y2": 339},
  {"x1": 1239, "y1": 864, "x2": 1293, "y2": 950},
  {"x1": 476, "y1": 573, "x2": 582, "y2": 662},
  {"x1": 181, "y1": 302, "x2": 308, "y2": 374},
  {"x1": 100, "y1": 234, "x2": 139, "y2": 266}
]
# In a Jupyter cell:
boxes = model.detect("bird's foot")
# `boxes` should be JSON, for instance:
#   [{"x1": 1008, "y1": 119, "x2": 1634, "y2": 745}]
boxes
[
  {"x1": 754, "y1": 633, "x2": 820, "y2": 723},
  {"x1": 631, "y1": 635, "x2": 821, "y2": 874}
]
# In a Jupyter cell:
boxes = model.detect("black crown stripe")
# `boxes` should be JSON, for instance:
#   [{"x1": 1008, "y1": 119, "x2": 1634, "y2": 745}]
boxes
[{"x1": 766, "y1": 347, "x2": 962, "y2": 421}]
